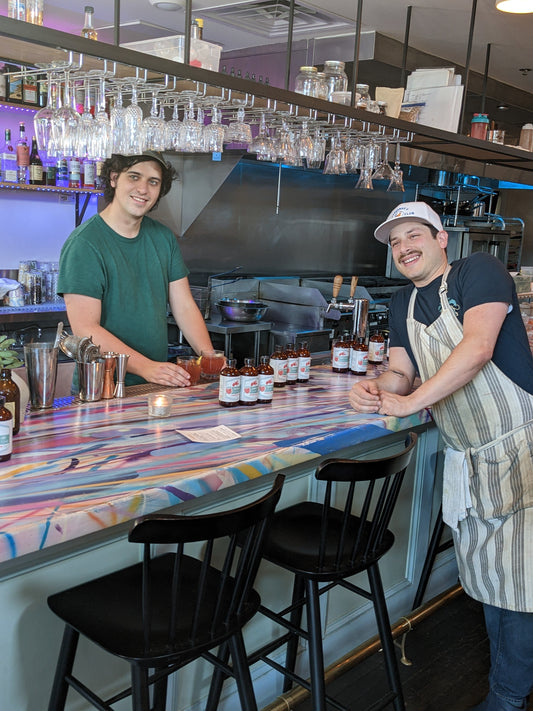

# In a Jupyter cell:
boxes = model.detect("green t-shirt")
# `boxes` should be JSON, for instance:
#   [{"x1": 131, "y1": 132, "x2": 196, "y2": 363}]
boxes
[{"x1": 58, "y1": 214, "x2": 189, "y2": 386}]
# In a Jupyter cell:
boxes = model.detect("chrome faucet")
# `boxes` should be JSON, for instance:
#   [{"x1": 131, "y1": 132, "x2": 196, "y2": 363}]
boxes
[{"x1": 326, "y1": 275, "x2": 368, "y2": 339}]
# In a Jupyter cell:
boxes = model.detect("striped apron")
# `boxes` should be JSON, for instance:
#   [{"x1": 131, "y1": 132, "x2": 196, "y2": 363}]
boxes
[{"x1": 407, "y1": 267, "x2": 533, "y2": 612}]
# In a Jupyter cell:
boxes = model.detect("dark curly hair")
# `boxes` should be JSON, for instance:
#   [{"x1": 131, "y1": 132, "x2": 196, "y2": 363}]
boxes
[{"x1": 100, "y1": 153, "x2": 176, "y2": 210}]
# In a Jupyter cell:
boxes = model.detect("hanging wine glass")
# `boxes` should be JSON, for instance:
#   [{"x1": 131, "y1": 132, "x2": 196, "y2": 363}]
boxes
[
  {"x1": 51, "y1": 70, "x2": 79, "y2": 159},
  {"x1": 202, "y1": 105, "x2": 225, "y2": 153},
  {"x1": 92, "y1": 74, "x2": 111, "y2": 160},
  {"x1": 225, "y1": 106, "x2": 252, "y2": 146},
  {"x1": 109, "y1": 80, "x2": 128, "y2": 154},
  {"x1": 247, "y1": 110, "x2": 274, "y2": 161},
  {"x1": 345, "y1": 137, "x2": 364, "y2": 174},
  {"x1": 323, "y1": 132, "x2": 346, "y2": 175},
  {"x1": 34, "y1": 70, "x2": 59, "y2": 152},
  {"x1": 306, "y1": 128, "x2": 326, "y2": 169},
  {"x1": 371, "y1": 140, "x2": 394, "y2": 180},
  {"x1": 297, "y1": 119, "x2": 314, "y2": 169},
  {"x1": 165, "y1": 98, "x2": 181, "y2": 151},
  {"x1": 355, "y1": 141, "x2": 377, "y2": 189},
  {"x1": 387, "y1": 141, "x2": 405, "y2": 192},
  {"x1": 141, "y1": 90, "x2": 166, "y2": 151},
  {"x1": 123, "y1": 80, "x2": 143, "y2": 155},
  {"x1": 177, "y1": 96, "x2": 203, "y2": 152},
  {"x1": 74, "y1": 76, "x2": 95, "y2": 160}
]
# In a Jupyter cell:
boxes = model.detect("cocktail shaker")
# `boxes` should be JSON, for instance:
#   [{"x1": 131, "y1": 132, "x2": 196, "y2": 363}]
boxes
[{"x1": 114, "y1": 353, "x2": 129, "y2": 398}]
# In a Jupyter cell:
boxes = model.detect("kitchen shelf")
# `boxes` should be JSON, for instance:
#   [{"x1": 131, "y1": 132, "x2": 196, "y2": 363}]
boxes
[
  {"x1": 2, "y1": 16, "x2": 533, "y2": 180},
  {"x1": 0, "y1": 182, "x2": 102, "y2": 195}
]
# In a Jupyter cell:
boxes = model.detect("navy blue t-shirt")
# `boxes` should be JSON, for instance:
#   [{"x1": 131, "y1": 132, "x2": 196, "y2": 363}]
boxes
[{"x1": 388, "y1": 252, "x2": 533, "y2": 395}]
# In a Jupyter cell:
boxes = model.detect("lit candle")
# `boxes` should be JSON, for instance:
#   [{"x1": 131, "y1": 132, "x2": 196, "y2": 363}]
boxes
[{"x1": 148, "y1": 393, "x2": 173, "y2": 417}]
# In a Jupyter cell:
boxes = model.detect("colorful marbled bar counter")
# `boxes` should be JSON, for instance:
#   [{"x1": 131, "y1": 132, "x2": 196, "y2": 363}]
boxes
[{"x1": 0, "y1": 365, "x2": 431, "y2": 563}]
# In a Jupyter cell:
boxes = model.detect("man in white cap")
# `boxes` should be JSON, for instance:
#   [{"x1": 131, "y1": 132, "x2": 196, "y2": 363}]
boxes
[{"x1": 349, "y1": 201, "x2": 533, "y2": 711}]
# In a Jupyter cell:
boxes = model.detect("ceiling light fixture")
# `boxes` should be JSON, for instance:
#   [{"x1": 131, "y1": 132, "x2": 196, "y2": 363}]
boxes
[
  {"x1": 495, "y1": 0, "x2": 533, "y2": 12},
  {"x1": 148, "y1": 0, "x2": 184, "y2": 9}
]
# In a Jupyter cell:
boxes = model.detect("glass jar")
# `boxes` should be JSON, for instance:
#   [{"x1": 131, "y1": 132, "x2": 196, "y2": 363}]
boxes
[
  {"x1": 295, "y1": 66, "x2": 320, "y2": 98},
  {"x1": 470, "y1": 113, "x2": 489, "y2": 140},
  {"x1": 355, "y1": 83, "x2": 370, "y2": 110},
  {"x1": 323, "y1": 60, "x2": 348, "y2": 100},
  {"x1": 315, "y1": 72, "x2": 328, "y2": 100}
]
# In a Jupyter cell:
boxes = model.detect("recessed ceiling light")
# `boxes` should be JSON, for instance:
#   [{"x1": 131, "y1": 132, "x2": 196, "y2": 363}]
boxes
[
  {"x1": 148, "y1": 0, "x2": 184, "y2": 9},
  {"x1": 496, "y1": 0, "x2": 533, "y2": 12}
]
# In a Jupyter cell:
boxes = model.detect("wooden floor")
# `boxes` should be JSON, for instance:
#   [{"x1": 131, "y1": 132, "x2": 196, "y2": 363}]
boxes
[{"x1": 294, "y1": 591, "x2": 533, "y2": 711}]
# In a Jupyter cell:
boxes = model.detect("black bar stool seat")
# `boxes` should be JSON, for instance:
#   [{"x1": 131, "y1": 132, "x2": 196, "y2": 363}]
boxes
[
  {"x1": 209, "y1": 433, "x2": 418, "y2": 711},
  {"x1": 46, "y1": 474, "x2": 284, "y2": 711}
]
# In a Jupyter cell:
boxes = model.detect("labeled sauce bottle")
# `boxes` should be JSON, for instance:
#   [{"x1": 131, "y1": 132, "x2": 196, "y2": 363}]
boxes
[
  {"x1": 368, "y1": 331, "x2": 385, "y2": 365},
  {"x1": 239, "y1": 358, "x2": 258, "y2": 406},
  {"x1": 331, "y1": 332, "x2": 350, "y2": 373},
  {"x1": 350, "y1": 338, "x2": 368, "y2": 375},
  {"x1": 218, "y1": 358, "x2": 240, "y2": 408},
  {"x1": 0, "y1": 368, "x2": 20, "y2": 435},
  {"x1": 0, "y1": 395, "x2": 12, "y2": 462},
  {"x1": 297, "y1": 340, "x2": 311, "y2": 383},
  {"x1": 285, "y1": 342, "x2": 299, "y2": 384},
  {"x1": 270, "y1": 344, "x2": 287, "y2": 387},
  {"x1": 257, "y1": 355, "x2": 274, "y2": 404}
]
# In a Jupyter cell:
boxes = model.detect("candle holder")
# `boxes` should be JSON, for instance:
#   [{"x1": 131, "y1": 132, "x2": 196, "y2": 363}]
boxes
[{"x1": 148, "y1": 392, "x2": 173, "y2": 418}]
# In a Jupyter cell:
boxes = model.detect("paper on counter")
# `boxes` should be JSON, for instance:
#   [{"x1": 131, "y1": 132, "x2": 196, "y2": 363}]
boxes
[{"x1": 176, "y1": 425, "x2": 241, "y2": 442}]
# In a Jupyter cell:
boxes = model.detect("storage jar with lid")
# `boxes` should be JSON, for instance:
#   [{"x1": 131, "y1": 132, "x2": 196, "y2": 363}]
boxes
[
  {"x1": 470, "y1": 113, "x2": 489, "y2": 140},
  {"x1": 355, "y1": 83, "x2": 370, "y2": 110},
  {"x1": 295, "y1": 66, "x2": 320, "y2": 98},
  {"x1": 323, "y1": 60, "x2": 348, "y2": 100},
  {"x1": 315, "y1": 72, "x2": 328, "y2": 100}
]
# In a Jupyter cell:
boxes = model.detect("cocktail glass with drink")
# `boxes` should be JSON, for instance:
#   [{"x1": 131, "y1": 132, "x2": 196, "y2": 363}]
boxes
[
  {"x1": 176, "y1": 355, "x2": 201, "y2": 385},
  {"x1": 200, "y1": 350, "x2": 225, "y2": 381}
]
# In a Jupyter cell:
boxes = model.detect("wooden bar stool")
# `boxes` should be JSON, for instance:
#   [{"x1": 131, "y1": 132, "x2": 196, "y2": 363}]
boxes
[
  {"x1": 208, "y1": 433, "x2": 417, "y2": 711},
  {"x1": 46, "y1": 474, "x2": 284, "y2": 711}
]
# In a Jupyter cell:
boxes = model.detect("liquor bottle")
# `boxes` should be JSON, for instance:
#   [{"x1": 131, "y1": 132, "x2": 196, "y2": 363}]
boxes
[
  {"x1": 257, "y1": 355, "x2": 274, "y2": 404},
  {"x1": 26, "y1": 0, "x2": 44, "y2": 25},
  {"x1": 43, "y1": 155, "x2": 57, "y2": 186},
  {"x1": 16, "y1": 122, "x2": 29, "y2": 184},
  {"x1": 269, "y1": 344, "x2": 287, "y2": 388},
  {"x1": 82, "y1": 157, "x2": 96, "y2": 188},
  {"x1": 0, "y1": 65, "x2": 7, "y2": 102},
  {"x1": 68, "y1": 157, "x2": 81, "y2": 188},
  {"x1": 1, "y1": 129, "x2": 17, "y2": 183},
  {"x1": 56, "y1": 157, "x2": 68, "y2": 187},
  {"x1": 239, "y1": 358, "x2": 258, "y2": 406},
  {"x1": 296, "y1": 341, "x2": 311, "y2": 383},
  {"x1": 218, "y1": 358, "x2": 240, "y2": 408},
  {"x1": 350, "y1": 338, "x2": 368, "y2": 375},
  {"x1": 0, "y1": 396, "x2": 12, "y2": 462},
  {"x1": 285, "y1": 342, "x2": 299, "y2": 384},
  {"x1": 0, "y1": 368, "x2": 20, "y2": 435},
  {"x1": 29, "y1": 136, "x2": 44, "y2": 185},
  {"x1": 81, "y1": 5, "x2": 98, "y2": 41},
  {"x1": 8, "y1": 0, "x2": 26, "y2": 20},
  {"x1": 368, "y1": 331, "x2": 385, "y2": 365},
  {"x1": 331, "y1": 332, "x2": 350, "y2": 373}
]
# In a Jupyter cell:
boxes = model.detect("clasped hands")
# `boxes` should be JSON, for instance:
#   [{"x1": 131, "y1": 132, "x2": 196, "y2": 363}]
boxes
[{"x1": 349, "y1": 379, "x2": 419, "y2": 418}]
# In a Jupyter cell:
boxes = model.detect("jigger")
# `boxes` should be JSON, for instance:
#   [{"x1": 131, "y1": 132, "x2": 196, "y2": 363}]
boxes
[
  {"x1": 114, "y1": 353, "x2": 129, "y2": 398},
  {"x1": 102, "y1": 352, "x2": 117, "y2": 399}
]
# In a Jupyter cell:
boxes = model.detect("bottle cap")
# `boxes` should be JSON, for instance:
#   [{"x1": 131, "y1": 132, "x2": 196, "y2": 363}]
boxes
[{"x1": 471, "y1": 113, "x2": 489, "y2": 123}]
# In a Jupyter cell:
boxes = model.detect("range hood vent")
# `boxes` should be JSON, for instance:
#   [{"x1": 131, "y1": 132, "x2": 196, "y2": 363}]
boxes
[{"x1": 201, "y1": 0, "x2": 353, "y2": 39}]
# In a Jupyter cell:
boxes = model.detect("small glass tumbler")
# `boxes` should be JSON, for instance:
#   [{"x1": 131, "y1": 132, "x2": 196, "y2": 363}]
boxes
[
  {"x1": 200, "y1": 349, "x2": 225, "y2": 380},
  {"x1": 176, "y1": 355, "x2": 201, "y2": 385},
  {"x1": 148, "y1": 392, "x2": 173, "y2": 418}
]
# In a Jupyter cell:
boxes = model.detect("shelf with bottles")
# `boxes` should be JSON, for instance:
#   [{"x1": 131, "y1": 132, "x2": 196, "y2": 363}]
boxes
[{"x1": 0, "y1": 181, "x2": 102, "y2": 195}]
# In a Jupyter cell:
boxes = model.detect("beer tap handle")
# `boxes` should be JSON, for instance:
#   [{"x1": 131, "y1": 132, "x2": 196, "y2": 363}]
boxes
[
  {"x1": 350, "y1": 276, "x2": 358, "y2": 300},
  {"x1": 332, "y1": 274, "x2": 343, "y2": 301}
]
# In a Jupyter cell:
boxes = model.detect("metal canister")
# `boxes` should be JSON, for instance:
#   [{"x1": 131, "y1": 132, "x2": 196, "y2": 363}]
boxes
[{"x1": 26, "y1": 269, "x2": 43, "y2": 305}]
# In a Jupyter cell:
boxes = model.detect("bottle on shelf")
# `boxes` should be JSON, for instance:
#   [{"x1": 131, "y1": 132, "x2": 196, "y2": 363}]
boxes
[
  {"x1": 218, "y1": 357, "x2": 240, "y2": 408},
  {"x1": 368, "y1": 331, "x2": 385, "y2": 365},
  {"x1": 269, "y1": 344, "x2": 287, "y2": 387},
  {"x1": 55, "y1": 157, "x2": 68, "y2": 187},
  {"x1": 257, "y1": 355, "x2": 274, "y2": 404},
  {"x1": 0, "y1": 368, "x2": 20, "y2": 436},
  {"x1": 0, "y1": 395, "x2": 12, "y2": 462},
  {"x1": 81, "y1": 156, "x2": 96, "y2": 188},
  {"x1": 68, "y1": 156, "x2": 81, "y2": 188},
  {"x1": 26, "y1": 0, "x2": 44, "y2": 25},
  {"x1": 296, "y1": 340, "x2": 311, "y2": 383},
  {"x1": 331, "y1": 331, "x2": 351, "y2": 373},
  {"x1": 43, "y1": 154, "x2": 57, "y2": 186},
  {"x1": 16, "y1": 121, "x2": 29, "y2": 184},
  {"x1": 239, "y1": 358, "x2": 258, "y2": 406},
  {"x1": 1, "y1": 129, "x2": 17, "y2": 183},
  {"x1": 29, "y1": 136, "x2": 44, "y2": 185},
  {"x1": 285, "y1": 342, "x2": 299, "y2": 384},
  {"x1": 8, "y1": 0, "x2": 26, "y2": 21},
  {"x1": 81, "y1": 5, "x2": 98, "y2": 41},
  {"x1": 349, "y1": 337, "x2": 369, "y2": 375}
]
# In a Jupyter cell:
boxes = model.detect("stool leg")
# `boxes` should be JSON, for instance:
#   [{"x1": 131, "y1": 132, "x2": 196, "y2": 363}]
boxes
[
  {"x1": 131, "y1": 664, "x2": 150, "y2": 711},
  {"x1": 153, "y1": 673, "x2": 168, "y2": 711},
  {"x1": 412, "y1": 507, "x2": 446, "y2": 610},
  {"x1": 205, "y1": 642, "x2": 230, "y2": 711},
  {"x1": 283, "y1": 574, "x2": 305, "y2": 693},
  {"x1": 305, "y1": 579, "x2": 327, "y2": 711},
  {"x1": 228, "y1": 632, "x2": 258, "y2": 711},
  {"x1": 368, "y1": 564, "x2": 405, "y2": 711},
  {"x1": 48, "y1": 625, "x2": 79, "y2": 711}
]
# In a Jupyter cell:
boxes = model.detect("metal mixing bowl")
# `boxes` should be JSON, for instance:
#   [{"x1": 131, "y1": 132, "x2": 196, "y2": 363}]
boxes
[{"x1": 216, "y1": 298, "x2": 268, "y2": 322}]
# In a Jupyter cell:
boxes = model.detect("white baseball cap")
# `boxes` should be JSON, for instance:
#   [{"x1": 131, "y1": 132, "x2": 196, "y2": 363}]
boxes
[{"x1": 374, "y1": 202, "x2": 444, "y2": 244}]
